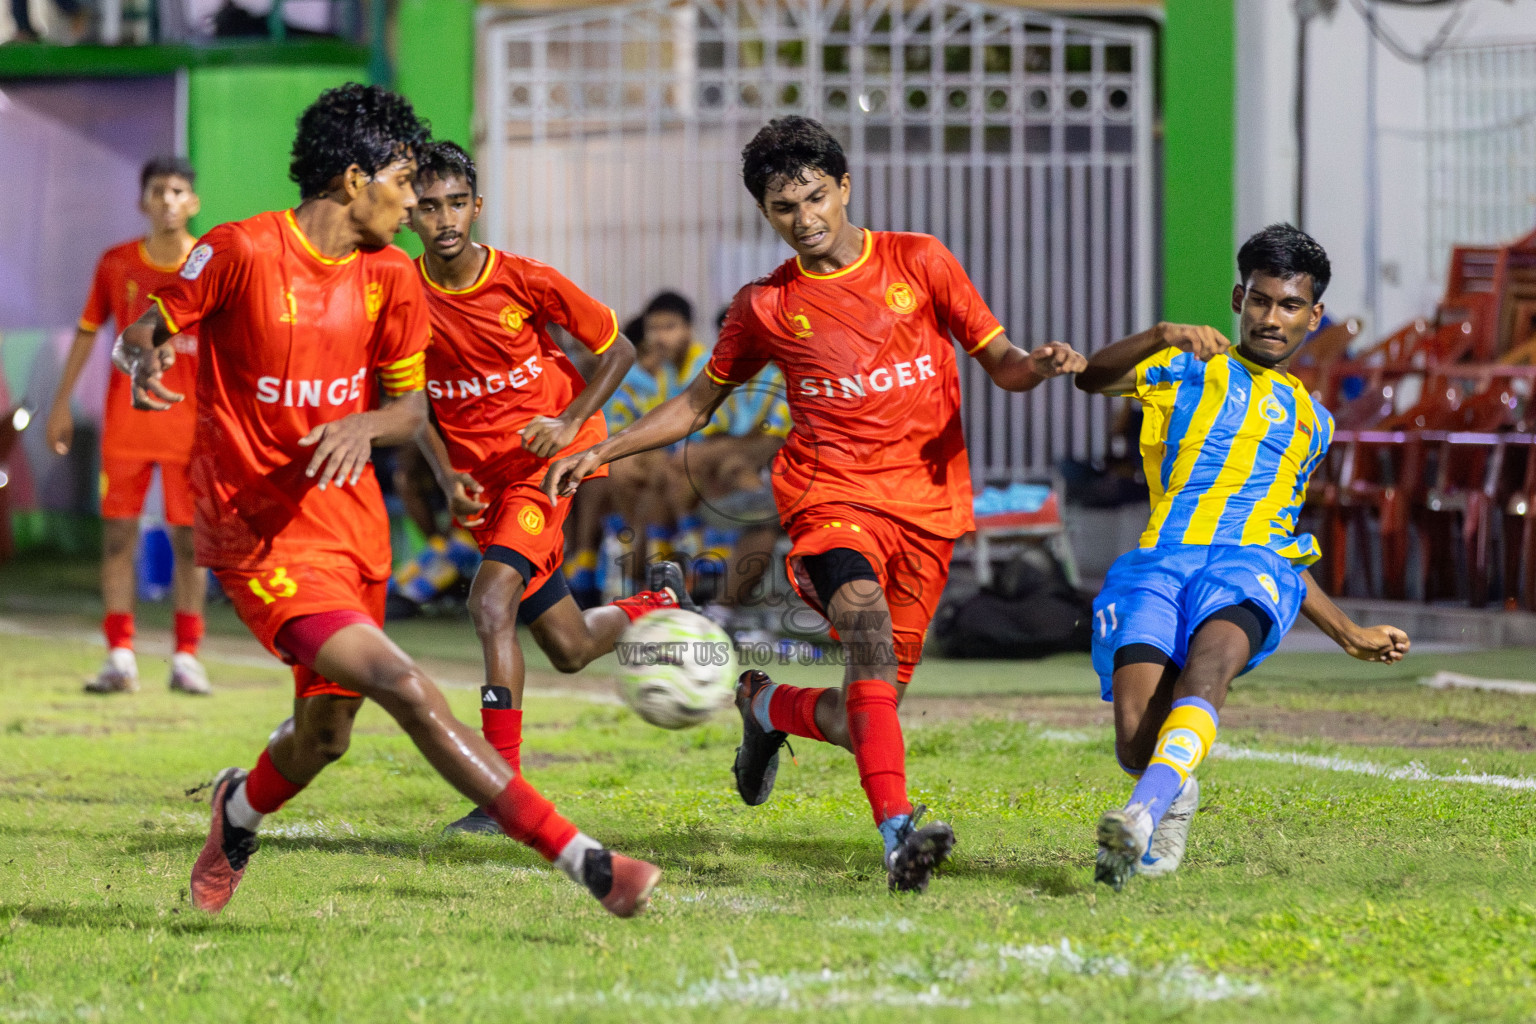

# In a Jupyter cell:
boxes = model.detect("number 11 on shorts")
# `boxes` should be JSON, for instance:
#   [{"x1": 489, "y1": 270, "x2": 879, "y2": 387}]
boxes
[{"x1": 1095, "y1": 603, "x2": 1118, "y2": 639}]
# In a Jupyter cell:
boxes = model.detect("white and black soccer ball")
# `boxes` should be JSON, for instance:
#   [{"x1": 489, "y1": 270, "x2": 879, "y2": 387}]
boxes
[{"x1": 616, "y1": 608, "x2": 737, "y2": 729}]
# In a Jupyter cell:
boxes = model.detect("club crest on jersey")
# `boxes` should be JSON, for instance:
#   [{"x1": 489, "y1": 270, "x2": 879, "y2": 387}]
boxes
[
  {"x1": 500, "y1": 303, "x2": 531, "y2": 335},
  {"x1": 1260, "y1": 393, "x2": 1289, "y2": 424},
  {"x1": 364, "y1": 282, "x2": 384, "y2": 322},
  {"x1": 1255, "y1": 572, "x2": 1280, "y2": 603},
  {"x1": 180, "y1": 243, "x2": 213, "y2": 280},
  {"x1": 785, "y1": 311, "x2": 813, "y2": 338},
  {"x1": 885, "y1": 282, "x2": 917, "y2": 315},
  {"x1": 518, "y1": 504, "x2": 545, "y2": 535}
]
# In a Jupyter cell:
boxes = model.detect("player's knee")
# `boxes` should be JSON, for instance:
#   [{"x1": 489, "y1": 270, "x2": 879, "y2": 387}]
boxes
[
  {"x1": 168, "y1": 526, "x2": 196, "y2": 560},
  {"x1": 102, "y1": 524, "x2": 136, "y2": 559},
  {"x1": 467, "y1": 583, "x2": 522, "y2": 640},
  {"x1": 370, "y1": 665, "x2": 434, "y2": 722},
  {"x1": 543, "y1": 636, "x2": 590, "y2": 674}
]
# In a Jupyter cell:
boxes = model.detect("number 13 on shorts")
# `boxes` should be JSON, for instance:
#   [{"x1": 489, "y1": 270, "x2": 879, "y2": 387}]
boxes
[{"x1": 248, "y1": 567, "x2": 298, "y2": 605}]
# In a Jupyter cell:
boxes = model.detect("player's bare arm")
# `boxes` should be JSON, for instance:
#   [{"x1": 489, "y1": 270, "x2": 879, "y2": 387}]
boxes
[
  {"x1": 1075, "y1": 322, "x2": 1231, "y2": 396},
  {"x1": 113, "y1": 305, "x2": 184, "y2": 411},
  {"x1": 1298, "y1": 568, "x2": 1410, "y2": 664},
  {"x1": 46, "y1": 325, "x2": 103, "y2": 455},
  {"x1": 972, "y1": 335, "x2": 1088, "y2": 393},
  {"x1": 299, "y1": 389, "x2": 427, "y2": 492},
  {"x1": 414, "y1": 416, "x2": 489, "y2": 526},
  {"x1": 543, "y1": 370, "x2": 734, "y2": 499},
  {"x1": 521, "y1": 330, "x2": 636, "y2": 458}
]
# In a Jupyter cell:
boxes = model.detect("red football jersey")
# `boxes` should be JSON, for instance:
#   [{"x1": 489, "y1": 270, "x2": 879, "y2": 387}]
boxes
[
  {"x1": 706, "y1": 231, "x2": 1004, "y2": 539},
  {"x1": 79, "y1": 240, "x2": 199, "y2": 462},
  {"x1": 148, "y1": 209, "x2": 429, "y2": 579},
  {"x1": 419, "y1": 246, "x2": 616, "y2": 484}
]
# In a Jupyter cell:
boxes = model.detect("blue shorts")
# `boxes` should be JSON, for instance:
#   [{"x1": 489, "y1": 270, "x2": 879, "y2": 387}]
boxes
[{"x1": 1090, "y1": 544, "x2": 1305, "y2": 701}]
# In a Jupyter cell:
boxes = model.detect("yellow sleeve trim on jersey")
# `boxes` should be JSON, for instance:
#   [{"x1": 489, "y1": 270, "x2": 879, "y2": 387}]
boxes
[
  {"x1": 704, "y1": 364, "x2": 741, "y2": 387},
  {"x1": 78, "y1": 317, "x2": 100, "y2": 333},
  {"x1": 965, "y1": 324, "x2": 1006, "y2": 356},
  {"x1": 378, "y1": 350, "x2": 427, "y2": 396},
  {"x1": 149, "y1": 294, "x2": 181, "y2": 336},
  {"x1": 589, "y1": 310, "x2": 620, "y2": 355}
]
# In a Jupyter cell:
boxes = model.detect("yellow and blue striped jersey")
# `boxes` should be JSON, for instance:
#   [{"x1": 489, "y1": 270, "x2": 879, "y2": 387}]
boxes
[
  {"x1": 1133, "y1": 348, "x2": 1334, "y2": 566},
  {"x1": 603, "y1": 338, "x2": 711, "y2": 431},
  {"x1": 704, "y1": 365, "x2": 792, "y2": 439}
]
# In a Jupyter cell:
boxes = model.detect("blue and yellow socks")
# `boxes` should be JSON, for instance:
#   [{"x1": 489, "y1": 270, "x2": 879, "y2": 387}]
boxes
[{"x1": 1126, "y1": 696, "x2": 1218, "y2": 828}]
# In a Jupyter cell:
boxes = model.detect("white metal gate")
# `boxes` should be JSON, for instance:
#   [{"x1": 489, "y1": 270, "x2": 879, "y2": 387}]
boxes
[
  {"x1": 480, "y1": 0, "x2": 1154, "y2": 480},
  {"x1": 1427, "y1": 42, "x2": 1536, "y2": 281}
]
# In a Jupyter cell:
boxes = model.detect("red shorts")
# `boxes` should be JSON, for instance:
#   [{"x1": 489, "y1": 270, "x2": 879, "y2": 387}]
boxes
[
  {"x1": 785, "y1": 503, "x2": 956, "y2": 686},
  {"x1": 100, "y1": 457, "x2": 194, "y2": 526},
  {"x1": 465, "y1": 478, "x2": 574, "y2": 601},
  {"x1": 214, "y1": 563, "x2": 387, "y2": 699}
]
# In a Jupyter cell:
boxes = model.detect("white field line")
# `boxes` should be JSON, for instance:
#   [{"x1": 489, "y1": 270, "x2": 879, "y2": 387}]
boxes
[
  {"x1": 1420, "y1": 671, "x2": 1536, "y2": 696},
  {"x1": 1212, "y1": 743, "x2": 1536, "y2": 791},
  {"x1": 547, "y1": 939, "x2": 1260, "y2": 1010}
]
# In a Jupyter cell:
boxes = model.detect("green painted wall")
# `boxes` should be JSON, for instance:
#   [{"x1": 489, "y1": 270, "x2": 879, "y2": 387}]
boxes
[
  {"x1": 1162, "y1": 0, "x2": 1235, "y2": 328},
  {"x1": 186, "y1": 63, "x2": 369, "y2": 234},
  {"x1": 392, "y1": 0, "x2": 476, "y2": 258},
  {"x1": 395, "y1": 0, "x2": 475, "y2": 151}
]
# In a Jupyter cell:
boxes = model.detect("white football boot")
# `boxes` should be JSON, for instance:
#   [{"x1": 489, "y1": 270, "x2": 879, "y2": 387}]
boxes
[
  {"x1": 1094, "y1": 802, "x2": 1153, "y2": 891},
  {"x1": 1137, "y1": 775, "x2": 1200, "y2": 878},
  {"x1": 169, "y1": 652, "x2": 213, "y2": 695},
  {"x1": 85, "y1": 647, "x2": 139, "y2": 694}
]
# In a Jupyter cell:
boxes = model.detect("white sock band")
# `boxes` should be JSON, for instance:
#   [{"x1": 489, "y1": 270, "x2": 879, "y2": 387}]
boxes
[
  {"x1": 553, "y1": 832, "x2": 603, "y2": 884},
  {"x1": 224, "y1": 780, "x2": 265, "y2": 832}
]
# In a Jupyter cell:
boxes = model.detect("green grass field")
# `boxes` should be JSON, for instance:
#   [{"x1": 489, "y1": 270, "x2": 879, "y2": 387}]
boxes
[{"x1": 6, "y1": 556, "x2": 1536, "y2": 1022}]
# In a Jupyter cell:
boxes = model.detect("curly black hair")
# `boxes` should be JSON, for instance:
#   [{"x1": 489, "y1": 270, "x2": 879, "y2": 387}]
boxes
[
  {"x1": 140, "y1": 155, "x2": 195, "y2": 191},
  {"x1": 740, "y1": 116, "x2": 848, "y2": 205},
  {"x1": 289, "y1": 83, "x2": 431, "y2": 199},
  {"x1": 1238, "y1": 223, "x2": 1331, "y2": 301},
  {"x1": 415, "y1": 140, "x2": 477, "y2": 197}
]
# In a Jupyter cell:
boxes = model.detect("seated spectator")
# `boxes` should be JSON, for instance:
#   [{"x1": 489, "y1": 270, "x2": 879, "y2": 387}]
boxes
[{"x1": 568, "y1": 293, "x2": 708, "y2": 601}]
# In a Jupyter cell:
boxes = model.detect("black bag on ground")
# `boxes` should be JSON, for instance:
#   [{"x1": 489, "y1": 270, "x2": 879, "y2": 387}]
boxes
[{"x1": 933, "y1": 553, "x2": 1093, "y2": 659}]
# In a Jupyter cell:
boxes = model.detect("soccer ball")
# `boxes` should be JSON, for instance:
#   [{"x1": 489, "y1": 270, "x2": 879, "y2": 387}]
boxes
[{"x1": 616, "y1": 609, "x2": 737, "y2": 729}]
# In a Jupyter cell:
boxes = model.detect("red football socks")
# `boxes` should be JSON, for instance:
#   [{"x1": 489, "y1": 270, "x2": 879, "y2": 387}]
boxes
[
  {"x1": 845, "y1": 679, "x2": 913, "y2": 824},
  {"x1": 174, "y1": 611, "x2": 204, "y2": 656},
  {"x1": 767, "y1": 684, "x2": 830, "y2": 743},
  {"x1": 611, "y1": 589, "x2": 677, "y2": 623},
  {"x1": 480, "y1": 686, "x2": 523, "y2": 774},
  {"x1": 245, "y1": 748, "x2": 306, "y2": 815},
  {"x1": 104, "y1": 612, "x2": 134, "y2": 651},
  {"x1": 488, "y1": 774, "x2": 579, "y2": 861}
]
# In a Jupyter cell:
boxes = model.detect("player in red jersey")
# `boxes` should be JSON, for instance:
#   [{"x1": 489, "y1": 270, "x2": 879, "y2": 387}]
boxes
[
  {"x1": 546, "y1": 116, "x2": 1086, "y2": 891},
  {"x1": 405, "y1": 142, "x2": 689, "y2": 834},
  {"x1": 46, "y1": 156, "x2": 211, "y2": 696},
  {"x1": 115, "y1": 85, "x2": 661, "y2": 918}
]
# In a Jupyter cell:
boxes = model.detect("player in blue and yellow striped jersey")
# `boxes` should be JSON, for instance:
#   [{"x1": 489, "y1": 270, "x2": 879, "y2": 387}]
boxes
[{"x1": 1075, "y1": 224, "x2": 1411, "y2": 891}]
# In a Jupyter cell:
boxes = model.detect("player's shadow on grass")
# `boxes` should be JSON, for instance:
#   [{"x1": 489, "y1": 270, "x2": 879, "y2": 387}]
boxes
[
  {"x1": 0, "y1": 902, "x2": 276, "y2": 935},
  {"x1": 720, "y1": 837, "x2": 1090, "y2": 895}
]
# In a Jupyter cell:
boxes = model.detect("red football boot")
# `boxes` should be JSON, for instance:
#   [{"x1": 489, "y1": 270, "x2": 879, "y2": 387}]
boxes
[
  {"x1": 189, "y1": 767, "x2": 260, "y2": 914},
  {"x1": 582, "y1": 848, "x2": 662, "y2": 918}
]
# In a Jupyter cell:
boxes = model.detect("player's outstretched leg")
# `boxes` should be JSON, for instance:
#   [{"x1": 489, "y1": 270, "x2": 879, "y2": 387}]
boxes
[
  {"x1": 1096, "y1": 614, "x2": 1252, "y2": 890},
  {"x1": 734, "y1": 571, "x2": 953, "y2": 890},
  {"x1": 192, "y1": 619, "x2": 660, "y2": 917},
  {"x1": 443, "y1": 557, "x2": 688, "y2": 835}
]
